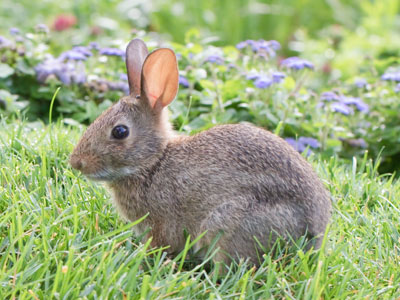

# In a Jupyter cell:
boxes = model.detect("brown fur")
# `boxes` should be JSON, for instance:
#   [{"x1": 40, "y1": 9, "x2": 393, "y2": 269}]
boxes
[{"x1": 70, "y1": 40, "x2": 331, "y2": 265}]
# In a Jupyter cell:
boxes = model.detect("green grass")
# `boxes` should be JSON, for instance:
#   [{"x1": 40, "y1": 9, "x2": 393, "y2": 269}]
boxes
[{"x1": 1, "y1": 118, "x2": 399, "y2": 299}]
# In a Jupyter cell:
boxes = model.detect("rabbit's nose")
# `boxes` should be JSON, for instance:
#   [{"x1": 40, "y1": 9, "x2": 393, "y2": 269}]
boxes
[{"x1": 70, "y1": 155, "x2": 83, "y2": 171}]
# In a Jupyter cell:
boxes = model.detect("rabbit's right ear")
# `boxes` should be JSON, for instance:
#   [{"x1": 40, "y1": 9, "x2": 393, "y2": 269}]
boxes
[{"x1": 125, "y1": 39, "x2": 149, "y2": 96}]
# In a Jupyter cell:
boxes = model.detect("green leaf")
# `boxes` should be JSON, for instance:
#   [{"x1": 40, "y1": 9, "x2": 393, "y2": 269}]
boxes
[
  {"x1": 16, "y1": 59, "x2": 35, "y2": 75},
  {"x1": 0, "y1": 63, "x2": 14, "y2": 78}
]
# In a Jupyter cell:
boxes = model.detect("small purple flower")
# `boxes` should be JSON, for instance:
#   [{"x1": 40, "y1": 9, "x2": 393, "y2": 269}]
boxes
[
  {"x1": 35, "y1": 57, "x2": 61, "y2": 82},
  {"x1": 9, "y1": 28, "x2": 20, "y2": 35},
  {"x1": 179, "y1": 75, "x2": 189, "y2": 88},
  {"x1": 236, "y1": 41, "x2": 248, "y2": 49},
  {"x1": 395, "y1": 83, "x2": 400, "y2": 93},
  {"x1": 254, "y1": 77, "x2": 273, "y2": 89},
  {"x1": 298, "y1": 137, "x2": 320, "y2": 149},
  {"x1": 246, "y1": 72, "x2": 260, "y2": 81},
  {"x1": 108, "y1": 81, "x2": 130, "y2": 95},
  {"x1": 119, "y1": 73, "x2": 128, "y2": 81},
  {"x1": 320, "y1": 91, "x2": 340, "y2": 102},
  {"x1": 381, "y1": 71, "x2": 400, "y2": 82},
  {"x1": 0, "y1": 36, "x2": 12, "y2": 48},
  {"x1": 228, "y1": 63, "x2": 237, "y2": 70},
  {"x1": 89, "y1": 42, "x2": 100, "y2": 50},
  {"x1": 59, "y1": 50, "x2": 88, "y2": 61},
  {"x1": 35, "y1": 56, "x2": 87, "y2": 85},
  {"x1": 281, "y1": 57, "x2": 314, "y2": 70},
  {"x1": 72, "y1": 46, "x2": 92, "y2": 57},
  {"x1": 341, "y1": 97, "x2": 369, "y2": 113},
  {"x1": 236, "y1": 39, "x2": 280, "y2": 55},
  {"x1": 354, "y1": 78, "x2": 367, "y2": 88},
  {"x1": 331, "y1": 102, "x2": 351, "y2": 115},
  {"x1": 285, "y1": 138, "x2": 306, "y2": 153},
  {"x1": 285, "y1": 137, "x2": 315, "y2": 156},
  {"x1": 99, "y1": 47, "x2": 125, "y2": 57},
  {"x1": 35, "y1": 24, "x2": 49, "y2": 33},
  {"x1": 267, "y1": 40, "x2": 281, "y2": 51},
  {"x1": 70, "y1": 62, "x2": 87, "y2": 84},
  {"x1": 340, "y1": 138, "x2": 367, "y2": 148},
  {"x1": 271, "y1": 72, "x2": 286, "y2": 83},
  {"x1": 206, "y1": 55, "x2": 224, "y2": 65}
]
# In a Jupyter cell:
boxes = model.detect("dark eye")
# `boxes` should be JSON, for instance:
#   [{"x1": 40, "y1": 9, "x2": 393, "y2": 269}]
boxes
[{"x1": 111, "y1": 125, "x2": 129, "y2": 139}]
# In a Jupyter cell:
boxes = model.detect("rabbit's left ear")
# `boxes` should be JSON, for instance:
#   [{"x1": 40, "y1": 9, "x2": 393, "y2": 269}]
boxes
[
  {"x1": 125, "y1": 39, "x2": 149, "y2": 97},
  {"x1": 141, "y1": 48, "x2": 179, "y2": 109}
]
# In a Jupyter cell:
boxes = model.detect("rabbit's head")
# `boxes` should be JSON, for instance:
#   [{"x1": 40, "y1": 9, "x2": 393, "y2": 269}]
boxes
[{"x1": 70, "y1": 39, "x2": 179, "y2": 181}]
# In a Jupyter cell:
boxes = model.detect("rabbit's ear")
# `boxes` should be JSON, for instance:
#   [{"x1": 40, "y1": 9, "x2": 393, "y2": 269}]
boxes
[
  {"x1": 141, "y1": 48, "x2": 179, "y2": 109},
  {"x1": 125, "y1": 39, "x2": 149, "y2": 96}
]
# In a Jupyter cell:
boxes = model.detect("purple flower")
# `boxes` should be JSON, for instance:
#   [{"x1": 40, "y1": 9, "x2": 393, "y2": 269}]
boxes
[
  {"x1": 236, "y1": 41, "x2": 248, "y2": 49},
  {"x1": 272, "y1": 72, "x2": 286, "y2": 83},
  {"x1": 236, "y1": 39, "x2": 281, "y2": 55},
  {"x1": 119, "y1": 73, "x2": 128, "y2": 81},
  {"x1": 9, "y1": 28, "x2": 20, "y2": 35},
  {"x1": 341, "y1": 97, "x2": 369, "y2": 113},
  {"x1": 395, "y1": 83, "x2": 400, "y2": 93},
  {"x1": 72, "y1": 46, "x2": 92, "y2": 57},
  {"x1": 381, "y1": 71, "x2": 400, "y2": 82},
  {"x1": 35, "y1": 56, "x2": 87, "y2": 85},
  {"x1": 179, "y1": 75, "x2": 189, "y2": 88},
  {"x1": 298, "y1": 137, "x2": 320, "y2": 149},
  {"x1": 321, "y1": 91, "x2": 340, "y2": 102},
  {"x1": 35, "y1": 24, "x2": 49, "y2": 33},
  {"x1": 35, "y1": 57, "x2": 61, "y2": 82},
  {"x1": 340, "y1": 138, "x2": 367, "y2": 148},
  {"x1": 99, "y1": 47, "x2": 125, "y2": 57},
  {"x1": 206, "y1": 55, "x2": 224, "y2": 65},
  {"x1": 267, "y1": 40, "x2": 281, "y2": 51},
  {"x1": 281, "y1": 57, "x2": 314, "y2": 70},
  {"x1": 254, "y1": 77, "x2": 273, "y2": 89},
  {"x1": 59, "y1": 50, "x2": 88, "y2": 61},
  {"x1": 108, "y1": 81, "x2": 130, "y2": 95},
  {"x1": 354, "y1": 78, "x2": 367, "y2": 88},
  {"x1": 246, "y1": 72, "x2": 260, "y2": 81},
  {"x1": 285, "y1": 138, "x2": 306, "y2": 153},
  {"x1": 0, "y1": 36, "x2": 12, "y2": 48},
  {"x1": 89, "y1": 42, "x2": 100, "y2": 50},
  {"x1": 285, "y1": 137, "x2": 317, "y2": 156},
  {"x1": 331, "y1": 102, "x2": 352, "y2": 115}
]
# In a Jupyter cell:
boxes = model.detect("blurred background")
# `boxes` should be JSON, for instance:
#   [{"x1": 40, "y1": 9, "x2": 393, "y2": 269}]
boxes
[
  {"x1": 2, "y1": 0, "x2": 399, "y2": 51},
  {"x1": 1, "y1": 0, "x2": 400, "y2": 173}
]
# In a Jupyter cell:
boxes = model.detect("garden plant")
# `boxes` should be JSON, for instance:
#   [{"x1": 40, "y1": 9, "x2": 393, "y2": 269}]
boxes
[{"x1": 1, "y1": 0, "x2": 400, "y2": 298}]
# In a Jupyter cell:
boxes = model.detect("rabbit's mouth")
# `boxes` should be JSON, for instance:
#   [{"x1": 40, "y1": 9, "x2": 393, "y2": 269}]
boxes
[{"x1": 85, "y1": 166, "x2": 137, "y2": 182}]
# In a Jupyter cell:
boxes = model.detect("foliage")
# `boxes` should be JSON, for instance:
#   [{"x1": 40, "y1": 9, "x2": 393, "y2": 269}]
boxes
[
  {"x1": 0, "y1": 120, "x2": 399, "y2": 298},
  {"x1": 1, "y1": 24, "x2": 400, "y2": 172}
]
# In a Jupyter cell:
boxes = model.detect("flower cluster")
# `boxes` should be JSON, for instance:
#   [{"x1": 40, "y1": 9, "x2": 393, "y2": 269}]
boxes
[
  {"x1": 320, "y1": 91, "x2": 369, "y2": 115},
  {"x1": 285, "y1": 137, "x2": 320, "y2": 155},
  {"x1": 236, "y1": 39, "x2": 281, "y2": 57},
  {"x1": 34, "y1": 43, "x2": 127, "y2": 95},
  {"x1": 280, "y1": 57, "x2": 314, "y2": 70},
  {"x1": 245, "y1": 71, "x2": 286, "y2": 89},
  {"x1": 381, "y1": 71, "x2": 400, "y2": 82}
]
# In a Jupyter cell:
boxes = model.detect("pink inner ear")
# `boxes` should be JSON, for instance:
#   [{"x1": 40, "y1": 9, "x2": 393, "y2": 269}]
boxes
[
  {"x1": 147, "y1": 93, "x2": 159, "y2": 107},
  {"x1": 141, "y1": 48, "x2": 179, "y2": 109}
]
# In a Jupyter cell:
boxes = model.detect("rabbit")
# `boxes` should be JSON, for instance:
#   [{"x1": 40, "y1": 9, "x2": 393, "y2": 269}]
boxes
[{"x1": 70, "y1": 38, "x2": 331, "y2": 265}]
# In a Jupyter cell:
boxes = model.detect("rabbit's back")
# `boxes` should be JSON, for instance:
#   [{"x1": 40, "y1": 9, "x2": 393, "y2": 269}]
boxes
[{"x1": 139, "y1": 123, "x2": 330, "y2": 258}]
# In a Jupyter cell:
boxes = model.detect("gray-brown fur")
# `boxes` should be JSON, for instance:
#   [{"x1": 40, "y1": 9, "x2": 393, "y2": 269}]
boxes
[{"x1": 70, "y1": 39, "x2": 331, "y2": 265}]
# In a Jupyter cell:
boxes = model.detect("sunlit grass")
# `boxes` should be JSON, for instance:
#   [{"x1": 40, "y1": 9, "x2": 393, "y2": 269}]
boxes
[{"x1": 0, "y1": 118, "x2": 399, "y2": 299}]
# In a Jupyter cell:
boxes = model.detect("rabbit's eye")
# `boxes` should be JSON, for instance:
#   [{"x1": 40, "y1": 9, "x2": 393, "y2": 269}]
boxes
[{"x1": 112, "y1": 125, "x2": 129, "y2": 139}]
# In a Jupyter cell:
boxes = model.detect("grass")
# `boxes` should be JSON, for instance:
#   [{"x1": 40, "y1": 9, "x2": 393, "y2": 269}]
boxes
[{"x1": 0, "y1": 118, "x2": 399, "y2": 299}]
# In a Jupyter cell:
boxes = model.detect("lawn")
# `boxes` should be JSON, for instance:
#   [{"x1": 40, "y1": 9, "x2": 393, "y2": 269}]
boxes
[
  {"x1": 1, "y1": 0, "x2": 400, "y2": 298},
  {"x1": 0, "y1": 119, "x2": 399, "y2": 299}
]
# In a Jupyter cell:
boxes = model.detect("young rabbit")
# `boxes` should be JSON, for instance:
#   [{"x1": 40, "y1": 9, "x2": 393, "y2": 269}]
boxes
[{"x1": 70, "y1": 39, "x2": 331, "y2": 265}]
